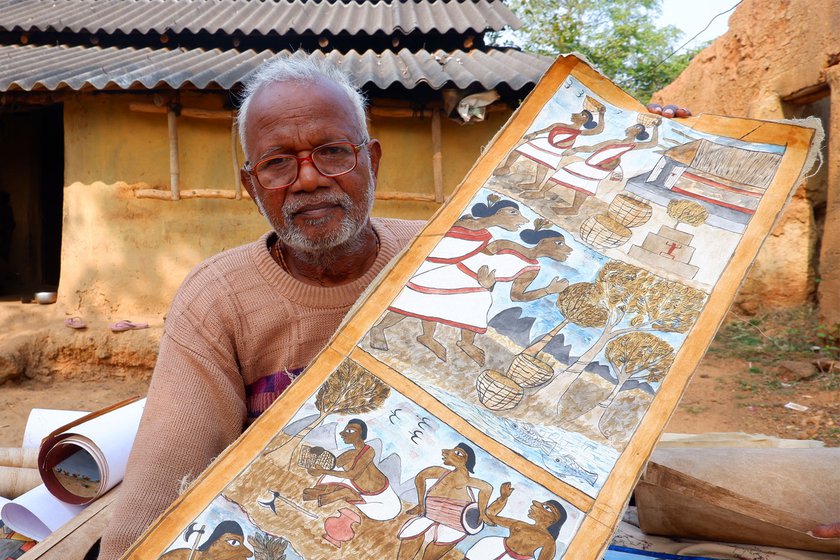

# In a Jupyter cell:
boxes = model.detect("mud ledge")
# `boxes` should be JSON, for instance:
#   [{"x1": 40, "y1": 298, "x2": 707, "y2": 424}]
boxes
[{"x1": 1, "y1": 302, "x2": 160, "y2": 384}]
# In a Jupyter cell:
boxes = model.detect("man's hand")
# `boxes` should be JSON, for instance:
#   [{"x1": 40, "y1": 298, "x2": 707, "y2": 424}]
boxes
[
  {"x1": 546, "y1": 277, "x2": 569, "y2": 295},
  {"x1": 499, "y1": 481, "x2": 514, "y2": 498},
  {"x1": 406, "y1": 504, "x2": 424, "y2": 516},
  {"x1": 477, "y1": 265, "x2": 496, "y2": 290},
  {"x1": 308, "y1": 466, "x2": 327, "y2": 477},
  {"x1": 646, "y1": 103, "x2": 691, "y2": 118}
]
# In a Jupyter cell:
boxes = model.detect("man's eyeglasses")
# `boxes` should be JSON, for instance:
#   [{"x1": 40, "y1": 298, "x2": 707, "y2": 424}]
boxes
[{"x1": 243, "y1": 140, "x2": 369, "y2": 190}]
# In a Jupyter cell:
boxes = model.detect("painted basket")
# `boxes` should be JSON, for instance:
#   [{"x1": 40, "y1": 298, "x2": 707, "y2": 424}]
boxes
[
  {"x1": 580, "y1": 214, "x2": 632, "y2": 248},
  {"x1": 297, "y1": 446, "x2": 336, "y2": 470},
  {"x1": 476, "y1": 370, "x2": 524, "y2": 411},
  {"x1": 609, "y1": 193, "x2": 652, "y2": 228},
  {"x1": 507, "y1": 354, "x2": 554, "y2": 388}
]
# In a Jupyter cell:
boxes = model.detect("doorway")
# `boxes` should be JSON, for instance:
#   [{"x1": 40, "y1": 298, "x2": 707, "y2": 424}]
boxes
[{"x1": 0, "y1": 103, "x2": 64, "y2": 299}]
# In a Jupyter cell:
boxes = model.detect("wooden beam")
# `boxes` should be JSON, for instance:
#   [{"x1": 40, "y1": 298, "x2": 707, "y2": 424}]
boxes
[
  {"x1": 135, "y1": 189, "x2": 250, "y2": 200},
  {"x1": 369, "y1": 107, "x2": 434, "y2": 119},
  {"x1": 374, "y1": 191, "x2": 437, "y2": 202},
  {"x1": 129, "y1": 103, "x2": 232, "y2": 120},
  {"x1": 23, "y1": 487, "x2": 120, "y2": 560}
]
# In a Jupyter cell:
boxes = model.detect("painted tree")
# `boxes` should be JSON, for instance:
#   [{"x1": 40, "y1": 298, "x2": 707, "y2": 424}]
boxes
[
  {"x1": 265, "y1": 360, "x2": 390, "y2": 463},
  {"x1": 537, "y1": 261, "x2": 705, "y2": 411},
  {"x1": 521, "y1": 282, "x2": 608, "y2": 358},
  {"x1": 590, "y1": 332, "x2": 674, "y2": 436},
  {"x1": 667, "y1": 199, "x2": 708, "y2": 230}
]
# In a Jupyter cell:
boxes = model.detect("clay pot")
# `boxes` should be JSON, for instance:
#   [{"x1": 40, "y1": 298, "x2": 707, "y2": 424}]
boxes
[{"x1": 323, "y1": 507, "x2": 361, "y2": 547}]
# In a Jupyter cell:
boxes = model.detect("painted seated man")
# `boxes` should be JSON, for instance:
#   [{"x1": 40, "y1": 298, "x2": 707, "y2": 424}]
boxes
[
  {"x1": 98, "y1": 57, "x2": 424, "y2": 559},
  {"x1": 302, "y1": 419, "x2": 401, "y2": 521}
]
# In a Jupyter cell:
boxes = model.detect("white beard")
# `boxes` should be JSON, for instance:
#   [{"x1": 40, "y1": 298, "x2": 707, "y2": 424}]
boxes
[{"x1": 277, "y1": 177, "x2": 375, "y2": 265}]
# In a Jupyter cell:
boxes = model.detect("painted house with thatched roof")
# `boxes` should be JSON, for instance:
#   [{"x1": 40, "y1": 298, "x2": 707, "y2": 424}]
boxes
[{"x1": 0, "y1": 0, "x2": 549, "y2": 317}]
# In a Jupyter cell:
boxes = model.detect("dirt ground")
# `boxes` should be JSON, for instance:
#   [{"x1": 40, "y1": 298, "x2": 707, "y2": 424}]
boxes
[{"x1": 1, "y1": 303, "x2": 838, "y2": 448}]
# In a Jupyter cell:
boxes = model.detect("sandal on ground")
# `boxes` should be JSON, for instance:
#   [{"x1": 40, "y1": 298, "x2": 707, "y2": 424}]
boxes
[
  {"x1": 109, "y1": 320, "x2": 149, "y2": 332},
  {"x1": 64, "y1": 317, "x2": 87, "y2": 330}
]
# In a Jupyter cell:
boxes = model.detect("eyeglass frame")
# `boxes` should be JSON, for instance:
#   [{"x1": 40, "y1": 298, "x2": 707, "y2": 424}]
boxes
[{"x1": 242, "y1": 139, "x2": 371, "y2": 191}]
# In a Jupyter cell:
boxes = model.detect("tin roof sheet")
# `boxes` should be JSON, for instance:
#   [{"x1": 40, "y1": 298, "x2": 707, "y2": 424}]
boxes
[
  {"x1": 0, "y1": 43, "x2": 550, "y2": 92},
  {"x1": 0, "y1": 0, "x2": 520, "y2": 36}
]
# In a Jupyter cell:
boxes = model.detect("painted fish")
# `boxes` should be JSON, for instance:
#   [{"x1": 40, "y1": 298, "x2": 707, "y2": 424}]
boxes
[
  {"x1": 501, "y1": 418, "x2": 556, "y2": 452},
  {"x1": 541, "y1": 449, "x2": 598, "y2": 487}
]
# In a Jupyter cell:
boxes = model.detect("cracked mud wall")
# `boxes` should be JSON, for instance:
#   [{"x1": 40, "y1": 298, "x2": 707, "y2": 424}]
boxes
[{"x1": 653, "y1": 0, "x2": 839, "y2": 317}]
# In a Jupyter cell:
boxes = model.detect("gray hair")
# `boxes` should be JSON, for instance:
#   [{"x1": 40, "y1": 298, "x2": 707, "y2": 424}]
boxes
[{"x1": 237, "y1": 55, "x2": 369, "y2": 157}]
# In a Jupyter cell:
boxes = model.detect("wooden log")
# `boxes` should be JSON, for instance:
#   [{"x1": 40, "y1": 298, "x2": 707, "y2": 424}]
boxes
[
  {"x1": 0, "y1": 447, "x2": 38, "y2": 468},
  {"x1": 373, "y1": 191, "x2": 437, "y2": 202},
  {"x1": 369, "y1": 107, "x2": 434, "y2": 119},
  {"x1": 0, "y1": 466, "x2": 41, "y2": 498},
  {"x1": 134, "y1": 188, "x2": 250, "y2": 200},
  {"x1": 129, "y1": 103, "x2": 232, "y2": 120},
  {"x1": 167, "y1": 108, "x2": 180, "y2": 201},
  {"x1": 181, "y1": 107, "x2": 233, "y2": 120},
  {"x1": 370, "y1": 104, "x2": 508, "y2": 119}
]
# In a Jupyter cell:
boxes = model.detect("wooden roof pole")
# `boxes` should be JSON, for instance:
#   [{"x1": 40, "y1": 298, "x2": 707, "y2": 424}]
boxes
[
  {"x1": 167, "y1": 106, "x2": 180, "y2": 200},
  {"x1": 231, "y1": 121, "x2": 242, "y2": 199}
]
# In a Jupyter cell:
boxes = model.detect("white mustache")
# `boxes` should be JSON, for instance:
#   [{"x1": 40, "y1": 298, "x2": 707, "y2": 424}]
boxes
[{"x1": 282, "y1": 192, "x2": 352, "y2": 217}]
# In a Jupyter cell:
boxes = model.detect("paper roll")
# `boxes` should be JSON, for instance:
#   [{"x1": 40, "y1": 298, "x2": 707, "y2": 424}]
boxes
[
  {"x1": 0, "y1": 447, "x2": 39, "y2": 469},
  {"x1": 0, "y1": 466, "x2": 41, "y2": 499}
]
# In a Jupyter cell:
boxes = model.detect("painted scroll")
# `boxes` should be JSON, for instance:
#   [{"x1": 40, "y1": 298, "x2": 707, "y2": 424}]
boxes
[{"x1": 126, "y1": 55, "x2": 819, "y2": 560}]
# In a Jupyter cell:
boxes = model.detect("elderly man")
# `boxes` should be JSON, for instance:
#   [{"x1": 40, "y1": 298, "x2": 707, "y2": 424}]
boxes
[{"x1": 98, "y1": 57, "x2": 423, "y2": 558}]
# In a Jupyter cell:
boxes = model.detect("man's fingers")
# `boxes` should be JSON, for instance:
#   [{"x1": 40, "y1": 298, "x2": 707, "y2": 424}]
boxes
[{"x1": 647, "y1": 102, "x2": 692, "y2": 119}]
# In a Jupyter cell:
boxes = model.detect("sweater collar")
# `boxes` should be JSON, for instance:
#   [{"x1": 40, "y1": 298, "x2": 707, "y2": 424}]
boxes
[{"x1": 252, "y1": 219, "x2": 402, "y2": 309}]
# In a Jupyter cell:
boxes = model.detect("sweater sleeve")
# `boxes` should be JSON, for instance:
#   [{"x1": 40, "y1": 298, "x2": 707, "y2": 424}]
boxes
[{"x1": 99, "y1": 272, "x2": 247, "y2": 559}]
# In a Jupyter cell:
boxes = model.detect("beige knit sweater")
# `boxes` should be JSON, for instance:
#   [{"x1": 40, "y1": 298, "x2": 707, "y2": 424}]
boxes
[{"x1": 99, "y1": 218, "x2": 423, "y2": 559}]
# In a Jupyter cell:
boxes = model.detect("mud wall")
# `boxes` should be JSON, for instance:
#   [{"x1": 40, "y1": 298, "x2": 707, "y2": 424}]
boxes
[
  {"x1": 652, "y1": 0, "x2": 839, "y2": 316},
  {"x1": 57, "y1": 92, "x2": 510, "y2": 318}
]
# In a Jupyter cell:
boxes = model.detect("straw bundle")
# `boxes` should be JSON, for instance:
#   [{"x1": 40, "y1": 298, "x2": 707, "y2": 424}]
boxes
[
  {"x1": 0, "y1": 466, "x2": 41, "y2": 499},
  {"x1": 507, "y1": 354, "x2": 554, "y2": 388},
  {"x1": 476, "y1": 370, "x2": 524, "y2": 411}
]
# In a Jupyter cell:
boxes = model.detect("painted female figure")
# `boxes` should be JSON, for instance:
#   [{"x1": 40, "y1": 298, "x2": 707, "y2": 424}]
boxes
[
  {"x1": 369, "y1": 198, "x2": 572, "y2": 367},
  {"x1": 494, "y1": 99, "x2": 607, "y2": 192},
  {"x1": 543, "y1": 120, "x2": 661, "y2": 216}
]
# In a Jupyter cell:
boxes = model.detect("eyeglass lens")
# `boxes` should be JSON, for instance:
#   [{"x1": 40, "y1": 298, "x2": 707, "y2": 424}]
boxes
[{"x1": 254, "y1": 142, "x2": 359, "y2": 189}]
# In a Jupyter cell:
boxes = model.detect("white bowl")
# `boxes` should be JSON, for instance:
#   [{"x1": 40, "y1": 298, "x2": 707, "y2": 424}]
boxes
[{"x1": 34, "y1": 292, "x2": 57, "y2": 305}]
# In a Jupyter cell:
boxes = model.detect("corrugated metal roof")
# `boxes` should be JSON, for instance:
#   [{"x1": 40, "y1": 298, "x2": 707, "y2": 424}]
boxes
[
  {"x1": 0, "y1": 43, "x2": 550, "y2": 92},
  {"x1": 0, "y1": 0, "x2": 519, "y2": 36}
]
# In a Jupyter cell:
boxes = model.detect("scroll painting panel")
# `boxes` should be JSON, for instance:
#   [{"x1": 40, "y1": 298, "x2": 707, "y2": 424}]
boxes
[{"x1": 127, "y1": 55, "x2": 819, "y2": 560}]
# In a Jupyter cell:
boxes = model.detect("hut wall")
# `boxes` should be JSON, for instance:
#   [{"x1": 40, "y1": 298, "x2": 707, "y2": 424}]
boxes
[{"x1": 57, "y1": 92, "x2": 511, "y2": 317}]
